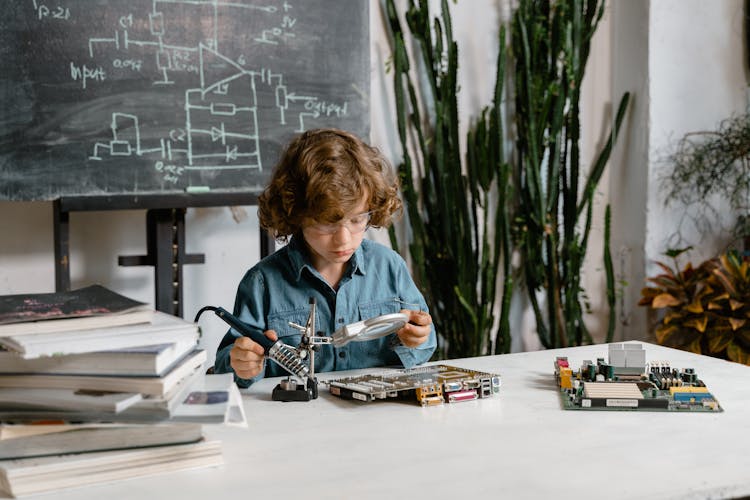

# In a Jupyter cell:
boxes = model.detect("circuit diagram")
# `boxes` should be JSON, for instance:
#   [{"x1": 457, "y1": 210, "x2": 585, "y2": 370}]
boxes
[
  {"x1": 79, "y1": 0, "x2": 349, "y2": 180},
  {"x1": 1, "y1": 0, "x2": 367, "y2": 197}
]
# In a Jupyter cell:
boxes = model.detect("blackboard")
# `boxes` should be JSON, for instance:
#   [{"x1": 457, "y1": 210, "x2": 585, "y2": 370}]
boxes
[{"x1": 0, "y1": 0, "x2": 369, "y2": 202}]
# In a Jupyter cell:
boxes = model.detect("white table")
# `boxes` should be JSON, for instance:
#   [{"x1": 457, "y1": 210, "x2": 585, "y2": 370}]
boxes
[{"x1": 25, "y1": 342, "x2": 750, "y2": 500}]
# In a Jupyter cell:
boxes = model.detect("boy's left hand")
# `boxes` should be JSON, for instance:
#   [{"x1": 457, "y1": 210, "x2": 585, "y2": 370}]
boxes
[{"x1": 396, "y1": 309, "x2": 432, "y2": 348}]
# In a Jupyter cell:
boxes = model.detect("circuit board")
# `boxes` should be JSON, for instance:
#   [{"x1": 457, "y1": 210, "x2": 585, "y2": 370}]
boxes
[
  {"x1": 325, "y1": 364, "x2": 501, "y2": 406},
  {"x1": 554, "y1": 343, "x2": 722, "y2": 412}
]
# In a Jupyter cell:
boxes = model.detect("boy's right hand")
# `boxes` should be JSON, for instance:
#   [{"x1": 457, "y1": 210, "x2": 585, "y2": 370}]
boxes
[{"x1": 229, "y1": 330, "x2": 278, "y2": 380}]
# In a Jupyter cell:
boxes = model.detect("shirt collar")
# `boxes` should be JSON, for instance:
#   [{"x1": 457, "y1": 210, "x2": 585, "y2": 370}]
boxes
[{"x1": 287, "y1": 235, "x2": 367, "y2": 282}]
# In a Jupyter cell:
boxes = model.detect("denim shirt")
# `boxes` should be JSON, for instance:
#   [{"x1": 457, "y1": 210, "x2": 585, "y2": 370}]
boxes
[{"x1": 214, "y1": 236, "x2": 437, "y2": 387}]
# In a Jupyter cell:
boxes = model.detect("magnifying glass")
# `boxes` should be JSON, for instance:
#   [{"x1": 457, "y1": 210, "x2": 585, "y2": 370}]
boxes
[{"x1": 331, "y1": 312, "x2": 409, "y2": 346}]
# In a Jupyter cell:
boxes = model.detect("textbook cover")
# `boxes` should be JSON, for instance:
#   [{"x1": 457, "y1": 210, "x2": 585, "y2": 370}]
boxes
[{"x1": 0, "y1": 285, "x2": 153, "y2": 336}]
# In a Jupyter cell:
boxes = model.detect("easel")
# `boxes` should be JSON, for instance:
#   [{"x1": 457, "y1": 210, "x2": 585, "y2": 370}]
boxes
[{"x1": 53, "y1": 194, "x2": 275, "y2": 317}]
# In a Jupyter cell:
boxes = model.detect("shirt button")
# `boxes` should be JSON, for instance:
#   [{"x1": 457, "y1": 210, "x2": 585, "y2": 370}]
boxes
[
  {"x1": 338, "y1": 351, "x2": 346, "y2": 359},
  {"x1": 338, "y1": 318, "x2": 344, "y2": 324}
]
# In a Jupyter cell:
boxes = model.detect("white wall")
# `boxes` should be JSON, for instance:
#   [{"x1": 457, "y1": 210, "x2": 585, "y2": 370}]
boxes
[
  {"x1": 610, "y1": 0, "x2": 651, "y2": 340},
  {"x1": 648, "y1": 0, "x2": 746, "y2": 262},
  {"x1": 2, "y1": 0, "x2": 743, "y2": 360},
  {"x1": 0, "y1": 203, "x2": 261, "y2": 367},
  {"x1": 611, "y1": 0, "x2": 747, "y2": 341}
]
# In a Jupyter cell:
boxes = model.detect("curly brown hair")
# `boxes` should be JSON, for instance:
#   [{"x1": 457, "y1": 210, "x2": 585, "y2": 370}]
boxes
[{"x1": 258, "y1": 128, "x2": 402, "y2": 241}]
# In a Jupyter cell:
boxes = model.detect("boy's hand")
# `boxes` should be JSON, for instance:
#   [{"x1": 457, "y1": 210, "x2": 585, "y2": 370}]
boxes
[
  {"x1": 396, "y1": 309, "x2": 432, "y2": 348},
  {"x1": 230, "y1": 330, "x2": 277, "y2": 379}
]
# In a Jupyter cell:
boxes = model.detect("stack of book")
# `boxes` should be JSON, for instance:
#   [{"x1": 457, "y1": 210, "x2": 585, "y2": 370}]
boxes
[{"x1": 0, "y1": 285, "x2": 243, "y2": 498}]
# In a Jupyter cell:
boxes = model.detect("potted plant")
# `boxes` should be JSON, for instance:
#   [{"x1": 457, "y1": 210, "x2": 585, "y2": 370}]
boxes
[
  {"x1": 639, "y1": 247, "x2": 750, "y2": 365},
  {"x1": 384, "y1": 0, "x2": 513, "y2": 359},
  {"x1": 383, "y1": 0, "x2": 629, "y2": 358},
  {"x1": 665, "y1": 112, "x2": 750, "y2": 248}
]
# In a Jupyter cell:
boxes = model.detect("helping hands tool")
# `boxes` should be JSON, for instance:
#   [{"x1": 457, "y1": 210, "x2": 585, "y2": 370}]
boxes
[{"x1": 195, "y1": 299, "x2": 408, "y2": 401}]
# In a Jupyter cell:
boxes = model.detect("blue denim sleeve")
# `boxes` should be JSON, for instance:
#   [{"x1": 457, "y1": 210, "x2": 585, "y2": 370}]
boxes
[
  {"x1": 391, "y1": 257, "x2": 437, "y2": 367},
  {"x1": 213, "y1": 269, "x2": 269, "y2": 388}
]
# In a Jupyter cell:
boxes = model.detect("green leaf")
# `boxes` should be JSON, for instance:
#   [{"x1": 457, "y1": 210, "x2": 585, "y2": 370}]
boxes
[{"x1": 665, "y1": 247, "x2": 693, "y2": 259}]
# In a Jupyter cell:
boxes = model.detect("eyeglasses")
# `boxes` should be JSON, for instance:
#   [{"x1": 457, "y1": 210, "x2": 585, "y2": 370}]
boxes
[{"x1": 308, "y1": 211, "x2": 372, "y2": 235}]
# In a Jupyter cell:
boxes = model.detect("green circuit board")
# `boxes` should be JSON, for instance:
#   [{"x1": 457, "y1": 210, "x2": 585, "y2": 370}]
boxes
[{"x1": 555, "y1": 344, "x2": 722, "y2": 412}]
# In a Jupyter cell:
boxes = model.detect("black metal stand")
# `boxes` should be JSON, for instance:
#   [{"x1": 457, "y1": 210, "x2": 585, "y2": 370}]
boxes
[
  {"x1": 52, "y1": 193, "x2": 274, "y2": 317},
  {"x1": 117, "y1": 208, "x2": 203, "y2": 317},
  {"x1": 271, "y1": 377, "x2": 319, "y2": 402}
]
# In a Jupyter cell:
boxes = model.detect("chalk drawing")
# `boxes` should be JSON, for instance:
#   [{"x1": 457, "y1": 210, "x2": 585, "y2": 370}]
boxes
[{"x1": 50, "y1": 0, "x2": 353, "y2": 183}]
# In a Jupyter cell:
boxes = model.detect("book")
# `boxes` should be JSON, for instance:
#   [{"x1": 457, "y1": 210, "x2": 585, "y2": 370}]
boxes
[
  {"x1": 1, "y1": 423, "x2": 71, "y2": 440},
  {"x1": 122, "y1": 361, "x2": 207, "y2": 419},
  {"x1": 0, "y1": 439, "x2": 223, "y2": 497},
  {"x1": 0, "y1": 422, "x2": 203, "y2": 460},
  {"x1": 0, "y1": 349, "x2": 207, "y2": 397},
  {"x1": 0, "y1": 387, "x2": 142, "y2": 414},
  {"x1": 0, "y1": 285, "x2": 153, "y2": 336},
  {"x1": 0, "y1": 337, "x2": 198, "y2": 376},
  {"x1": 0, "y1": 310, "x2": 199, "y2": 359},
  {"x1": 0, "y1": 364, "x2": 206, "y2": 424}
]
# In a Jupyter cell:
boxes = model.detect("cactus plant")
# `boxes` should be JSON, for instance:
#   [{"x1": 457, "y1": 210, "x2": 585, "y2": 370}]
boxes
[
  {"x1": 383, "y1": 0, "x2": 628, "y2": 357},
  {"x1": 383, "y1": 0, "x2": 513, "y2": 358},
  {"x1": 510, "y1": 0, "x2": 629, "y2": 348}
]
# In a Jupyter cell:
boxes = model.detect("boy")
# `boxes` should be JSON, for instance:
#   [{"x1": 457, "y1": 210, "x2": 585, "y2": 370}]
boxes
[{"x1": 214, "y1": 128, "x2": 436, "y2": 387}]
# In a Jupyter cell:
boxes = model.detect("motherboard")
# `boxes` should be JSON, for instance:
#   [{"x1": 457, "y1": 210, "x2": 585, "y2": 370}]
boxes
[
  {"x1": 325, "y1": 364, "x2": 501, "y2": 406},
  {"x1": 554, "y1": 343, "x2": 722, "y2": 412}
]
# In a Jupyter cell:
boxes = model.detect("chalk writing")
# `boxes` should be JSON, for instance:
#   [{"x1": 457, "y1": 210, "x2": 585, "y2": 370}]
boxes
[
  {"x1": 112, "y1": 58, "x2": 143, "y2": 72},
  {"x1": 0, "y1": 0, "x2": 368, "y2": 199},
  {"x1": 155, "y1": 161, "x2": 185, "y2": 183},
  {"x1": 70, "y1": 62, "x2": 106, "y2": 89},
  {"x1": 254, "y1": 1, "x2": 296, "y2": 44},
  {"x1": 32, "y1": 0, "x2": 70, "y2": 21},
  {"x1": 83, "y1": 0, "x2": 351, "y2": 175}
]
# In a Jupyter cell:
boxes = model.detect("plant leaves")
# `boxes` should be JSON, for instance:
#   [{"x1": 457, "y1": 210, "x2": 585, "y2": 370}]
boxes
[
  {"x1": 706, "y1": 328, "x2": 733, "y2": 354},
  {"x1": 651, "y1": 293, "x2": 681, "y2": 308},
  {"x1": 655, "y1": 323, "x2": 678, "y2": 344},
  {"x1": 707, "y1": 300, "x2": 724, "y2": 311},
  {"x1": 665, "y1": 247, "x2": 693, "y2": 258},
  {"x1": 683, "y1": 315, "x2": 708, "y2": 332},
  {"x1": 734, "y1": 330, "x2": 750, "y2": 348},
  {"x1": 729, "y1": 317, "x2": 747, "y2": 331},
  {"x1": 726, "y1": 341, "x2": 750, "y2": 365},
  {"x1": 685, "y1": 337, "x2": 703, "y2": 355},
  {"x1": 663, "y1": 309, "x2": 682, "y2": 324},
  {"x1": 684, "y1": 299, "x2": 704, "y2": 313},
  {"x1": 653, "y1": 261, "x2": 679, "y2": 278}
]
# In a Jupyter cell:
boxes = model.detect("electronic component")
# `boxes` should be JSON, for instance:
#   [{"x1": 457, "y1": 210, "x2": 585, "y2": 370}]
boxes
[
  {"x1": 324, "y1": 364, "x2": 501, "y2": 406},
  {"x1": 196, "y1": 304, "x2": 411, "y2": 402},
  {"x1": 554, "y1": 343, "x2": 723, "y2": 412}
]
